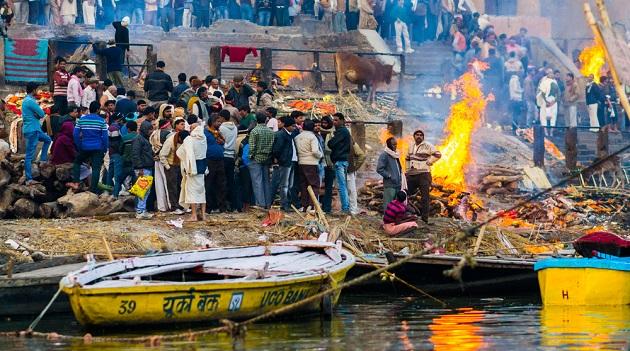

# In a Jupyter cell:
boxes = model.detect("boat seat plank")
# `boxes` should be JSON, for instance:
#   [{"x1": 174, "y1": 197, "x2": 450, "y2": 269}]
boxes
[{"x1": 116, "y1": 263, "x2": 203, "y2": 279}]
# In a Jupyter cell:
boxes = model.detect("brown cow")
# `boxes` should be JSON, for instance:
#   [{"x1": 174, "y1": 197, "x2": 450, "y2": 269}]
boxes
[{"x1": 334, "y1": 52, "x2": 394, "y2": 104}]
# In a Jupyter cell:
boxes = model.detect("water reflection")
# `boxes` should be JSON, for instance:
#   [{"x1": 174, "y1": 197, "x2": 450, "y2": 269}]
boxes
[
  {"x1": 429, "y1": 307, "x2": 486, "y2": 351},
  {"x1": 540, "y1": 306, "x2": 630, "y2": 351},
  {"x1": 1, "y1": 296, "x2": 629, "y2": 350}
]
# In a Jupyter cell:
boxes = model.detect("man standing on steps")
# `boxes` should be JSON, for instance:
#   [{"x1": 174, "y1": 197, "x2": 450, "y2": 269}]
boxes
[
  {"x1": 405, "y1": 129, "x2": 440, "y2": 224},
  {"x1": 392, "y1": 0, "x2": 414, "y2": 54}
]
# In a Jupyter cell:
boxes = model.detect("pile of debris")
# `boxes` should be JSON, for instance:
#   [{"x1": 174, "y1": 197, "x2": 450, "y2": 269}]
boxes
[
  {"x1": 0, "y1": 154, "x2": 132, "y2": 219},
  {"x1": 273, "y1": 91, "x2": 405, "y2": 122},
  {"x1": 499, "y1": 186, "x2": 629, "y2": 229}
]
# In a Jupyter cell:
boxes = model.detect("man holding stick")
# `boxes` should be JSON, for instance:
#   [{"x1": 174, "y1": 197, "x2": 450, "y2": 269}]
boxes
[{"x1": 405, "y1": 130, "x2": 441, "y2": 224}]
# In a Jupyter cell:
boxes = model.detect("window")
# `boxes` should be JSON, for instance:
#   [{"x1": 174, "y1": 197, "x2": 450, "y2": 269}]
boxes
[{"x1": 485, "y1": 0, "x2": 518, "y2": 16}]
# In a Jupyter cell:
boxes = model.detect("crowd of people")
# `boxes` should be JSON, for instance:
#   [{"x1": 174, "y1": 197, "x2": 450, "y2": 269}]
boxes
[
  {"x1": 22, "y1": 59, "x2": 370, "y2": 220},
  {"x1": 0, "y1": 0, "x2": 476, "y2": 37}
]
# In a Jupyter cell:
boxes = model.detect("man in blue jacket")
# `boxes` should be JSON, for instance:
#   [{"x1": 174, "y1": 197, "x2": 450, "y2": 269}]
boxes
[
  {"x1": 68, "y1": 101, "x2": 109, "y2": 193},
  {"x1": 92, "y1": 40, "x2": 125, "y2": 87},
  {"x1": 22, "y1": 82, "x2": 51, "y2": 185},
  {"x1": 270, "y1": 117, "x2": 297, "y2": 212},
  {"x1": 204, "y1": 114, "x2": 226, "y2": 212}
]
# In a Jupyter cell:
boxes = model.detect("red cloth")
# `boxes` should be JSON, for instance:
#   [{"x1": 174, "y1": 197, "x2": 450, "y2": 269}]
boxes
[{"x1": 221, "y1": 46, "x2": 259, "y2": 63}]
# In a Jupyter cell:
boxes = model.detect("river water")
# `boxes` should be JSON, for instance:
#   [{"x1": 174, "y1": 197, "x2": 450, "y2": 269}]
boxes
[{"x1": 1, "y1": 294, "x2": 628, "y2": 351}]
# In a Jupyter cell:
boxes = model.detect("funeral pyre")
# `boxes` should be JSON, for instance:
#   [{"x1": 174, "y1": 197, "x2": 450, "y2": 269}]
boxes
[{"x1": 358, "y1": 59, "x2": 628, "y2": 232}]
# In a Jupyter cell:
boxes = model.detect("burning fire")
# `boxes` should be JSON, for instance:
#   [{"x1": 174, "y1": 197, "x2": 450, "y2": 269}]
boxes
[
  {"x1": 277, "y1": 65, "x2": 303, "y2": 85},
  {"x1": 431, "y1": 61, "x2": 492, "y2": 190},
  {"x1": 579, "y1": 42, "x2": 606, "y2": 83}
]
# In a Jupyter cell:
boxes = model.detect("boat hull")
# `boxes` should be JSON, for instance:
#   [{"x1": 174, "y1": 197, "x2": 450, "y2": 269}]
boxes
[
  {"x1": 537, "y1": 267, "x2": 630, "y2": 306},
  {"x1": 63, "y1": 265, "x2": 352, "y2": 326},
  {"x1": 347, "y1": 255, "x2": 538, "y2": 295}
]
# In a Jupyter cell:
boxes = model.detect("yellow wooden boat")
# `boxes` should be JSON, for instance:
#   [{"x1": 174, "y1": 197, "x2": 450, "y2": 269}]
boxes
[
  {"x1": 534, "y1": 254, "x2": 630, "y2": 306},
  {"x1": 60, "y1": 240, "x2": 355, "y2": 326}
]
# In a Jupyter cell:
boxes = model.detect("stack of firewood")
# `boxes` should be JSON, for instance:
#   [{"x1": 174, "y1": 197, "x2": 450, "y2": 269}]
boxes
[
  {"x1": 472, "y1": 165, "x2": 524, "y2": 195},
  {"x1": 0, "y1": 154, "x2": 133, "y2": 219}
]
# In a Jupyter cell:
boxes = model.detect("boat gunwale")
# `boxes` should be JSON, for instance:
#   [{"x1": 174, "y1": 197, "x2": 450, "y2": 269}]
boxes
[{"x1": 534, "y1": 256, "x2": 630, "y2": 272}]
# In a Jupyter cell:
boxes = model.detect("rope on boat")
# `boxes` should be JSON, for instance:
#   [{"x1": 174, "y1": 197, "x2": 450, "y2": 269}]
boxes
[
  {"x1": 26, "y1": 286, "x2": 62, "y2": 332},
  {"x1": 2, "y1": 143, "x2": 628, "y2": 345}
]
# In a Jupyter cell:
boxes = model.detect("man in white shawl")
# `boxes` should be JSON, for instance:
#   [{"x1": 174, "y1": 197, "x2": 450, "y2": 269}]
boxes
[
  {"x1": 176, "y1": 125, "x2": 207, "y2": 221},
  {"x1": 536, "y1": 68, "x2": 559, "y2": 136}
]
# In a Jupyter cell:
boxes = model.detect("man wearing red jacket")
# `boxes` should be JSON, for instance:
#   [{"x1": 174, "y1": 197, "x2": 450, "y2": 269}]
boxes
[{"x1": 52, "y1": 57, "x2": 70, "y2": 115}]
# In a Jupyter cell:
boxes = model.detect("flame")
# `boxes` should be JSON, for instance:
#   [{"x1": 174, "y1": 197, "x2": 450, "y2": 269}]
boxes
[
  {"x1": 379, "y1": 127, "x2": 413, "y2": 170},
  {"x1": 579, "y1": 42, "x2": 606, "y2": 84},
  {"x1": 432, "y1": 61, "x2": 491, "y2": 190},
  {"x1": 277, "y1": 65, "x2": 303, "y2": 85}
]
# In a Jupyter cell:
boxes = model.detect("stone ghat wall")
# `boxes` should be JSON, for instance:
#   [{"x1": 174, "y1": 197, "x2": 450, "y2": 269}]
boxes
[{"x1": 5, "y1": 20, "x2": 382, "y2": 84}]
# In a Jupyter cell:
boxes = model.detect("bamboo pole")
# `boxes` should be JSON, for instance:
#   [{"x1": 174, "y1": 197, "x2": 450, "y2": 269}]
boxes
[
  {"x1": 594, "y1": 0, "x2": 611, "y2": 28},
  {"x1": 472, "y1": 225, "x2": 486, "y2": 256},
  {"x1": 583, "y1": 3, "x2": 630, "y2": 119},
  {"x1": 101, "y1": 236, "x2": 114, "y2": 261},
  {"x1": 307, "y1": 185, "x2": 330, "y2": 231}
]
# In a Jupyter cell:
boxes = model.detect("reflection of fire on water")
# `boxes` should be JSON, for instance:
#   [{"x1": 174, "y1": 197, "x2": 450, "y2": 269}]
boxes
[
  {"x1": 430, "y1": 308, "x2": 485, "y2": 351},
  {"x1": 579, "y1": 41, "x2": 606, "y2": 83}
]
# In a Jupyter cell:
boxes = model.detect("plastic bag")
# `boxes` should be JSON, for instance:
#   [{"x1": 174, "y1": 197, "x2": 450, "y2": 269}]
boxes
[{"x1": 129, "y1": 175, "x2": 153, "y2": 199}]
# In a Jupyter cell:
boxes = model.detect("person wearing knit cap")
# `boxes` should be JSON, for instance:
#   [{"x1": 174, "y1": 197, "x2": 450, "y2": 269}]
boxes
[{"x1": 113, "y1": 18, "x2": 130, "y2": 53}]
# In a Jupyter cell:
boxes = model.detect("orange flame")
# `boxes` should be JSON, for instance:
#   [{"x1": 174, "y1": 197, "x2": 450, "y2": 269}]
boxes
[
  {"x1": 432, "y1": 62, "x2": 491, "y2": 190},
  {"x1": 579, "y1": 42, "x2": 606, "y2": 84},
  {"x1": 379, "y1": 127, "x2": 413, "y2": 170},
  {"x1": 277, "y1": 65, "x2": 303, "y2": 85}
]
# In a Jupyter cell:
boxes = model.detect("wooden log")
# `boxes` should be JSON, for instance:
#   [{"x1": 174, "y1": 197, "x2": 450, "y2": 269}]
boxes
[
  {"x1": 39, "y1": 201, "x2": 61, "y2": 219},
  {"x1": 565, "y1": 127, "x2": 578, "y2": 171},
  {"x1": 481, "y1": 175, "x2": 522, "y2": 185},
  {"x1": 533, "y1": 124, "x2": 545, "y2": 167},
  {"x1": 13, "y1": 198, "x2": 37, "y2": 218},
  {"x1": 312, "y1": 52, "x2": 322, "y2": 92},
  {"x1": 209, "y1": 46, "x2": 222, "y2": 79},
  {"x1": 0, "y1": 167, "x2": 10, "y2": 189},
  {"x1": 261, "y1": 48, "x2": 272, "y2": 83},
  {"x1": 596, "y1": 129, "x2": 609, "y2": 159},
  {"x1": 39, "y1": 162, "x2": 56, "y2": 179},
  {"x1": 55, "y1": 163, "x2": 73, "y2": 182},
  {"x1": 486, "y1": 187, "x2": 510, "y2": 195}
]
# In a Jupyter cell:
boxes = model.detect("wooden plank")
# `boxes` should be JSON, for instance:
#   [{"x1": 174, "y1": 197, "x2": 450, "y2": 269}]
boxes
[
  {"x1": 523, "y1": 166, "x2": 552, "y2": 189},
  {"x1": 117, "y1": 263, "x2": 202, "y2": 279}
]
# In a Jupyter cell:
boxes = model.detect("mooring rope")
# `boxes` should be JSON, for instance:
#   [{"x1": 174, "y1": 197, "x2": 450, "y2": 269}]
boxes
[{"x1": 26, "y1": 286, "x2": 62, "y2": 332}]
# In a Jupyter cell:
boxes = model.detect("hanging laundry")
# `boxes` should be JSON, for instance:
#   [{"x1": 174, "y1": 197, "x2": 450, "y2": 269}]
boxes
[{"x1": 221, "y1": 46, "x2": 259, "y2": 63}]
